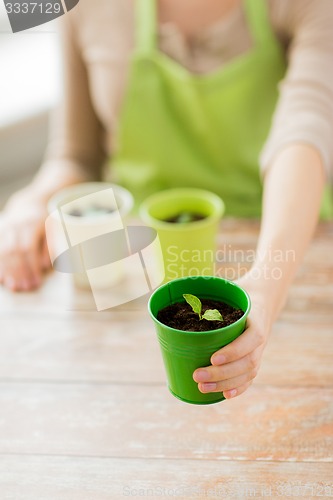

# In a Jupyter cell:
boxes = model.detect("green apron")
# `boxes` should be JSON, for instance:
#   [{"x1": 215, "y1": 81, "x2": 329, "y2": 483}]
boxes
[{"x1": 112, "y1": 0, "x2": 318, "y2": 217}]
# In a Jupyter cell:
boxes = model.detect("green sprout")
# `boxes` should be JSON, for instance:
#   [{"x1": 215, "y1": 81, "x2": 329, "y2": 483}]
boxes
[
  {"x1": 183, "y1": 294, "x2": 223, "y2": 322},
  {"x1": 175, "y1": 212, "x2": 195, "y2": 223}
]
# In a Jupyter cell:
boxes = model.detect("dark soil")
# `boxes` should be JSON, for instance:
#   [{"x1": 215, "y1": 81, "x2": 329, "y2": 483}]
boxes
[
  {"x1": 68, "y1": 205, "x2": 115, "y2": 217},
  {"x1": 157, "y1": 299, "x2": 244, "y2": 332},
  {"x1": 163, "y1": 212, "x2": 206, "y2": 223}
]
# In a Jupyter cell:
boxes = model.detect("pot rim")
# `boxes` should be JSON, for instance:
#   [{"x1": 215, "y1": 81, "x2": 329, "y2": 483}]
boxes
[
  {"x1": 148, "y1": 275, "x2": 251, "y2": 335},
  {"x1": 47, "y1": 182, "x2": 134, "y2": 223},
  {"x1": 140, "y1": 188, "x2": 225, "y2": 231}
]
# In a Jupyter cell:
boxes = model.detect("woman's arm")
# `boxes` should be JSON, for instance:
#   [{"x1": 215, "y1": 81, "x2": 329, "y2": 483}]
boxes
[
  {"x1": 192, "y1": 0, "x2": 333, "y2": 399},
  {"x1": 0, "y1": 14, "x2": 106, "y2": 291},
  {"x1": 193, "y1": 144, "x2": 325, "y2": 399},
  {"x1": 245, "y1": 144, "x2": 325, "y2": 321}
]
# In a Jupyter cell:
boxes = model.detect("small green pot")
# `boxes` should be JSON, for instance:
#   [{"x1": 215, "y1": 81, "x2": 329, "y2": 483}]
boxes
[
  {"x1": 140, "y1": 188, "x2": 224, "y2": 283},
  {"x1": 148, "y1": 276, "x2": 251, "y2": 405}
]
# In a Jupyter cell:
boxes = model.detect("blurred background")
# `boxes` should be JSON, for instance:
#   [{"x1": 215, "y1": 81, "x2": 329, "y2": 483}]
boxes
[{"x1": 0, "y1": 2, "x2": 61, "y2": 207}]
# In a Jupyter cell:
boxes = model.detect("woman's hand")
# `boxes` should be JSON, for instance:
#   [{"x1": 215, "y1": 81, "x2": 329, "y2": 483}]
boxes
[
  {"x1": 0, "y1": 201, "x2": 51, "y2": 291},
  {"x1": 193, "y1": 145, "x2": 324, "y2": 400},
  {"x1": 193, "y1": 276, "x2": 274, "y2": 400}
]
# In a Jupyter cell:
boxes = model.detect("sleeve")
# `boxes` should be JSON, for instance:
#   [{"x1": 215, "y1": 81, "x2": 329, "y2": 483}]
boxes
[
  {"x1": 260, "y1": 0, "x2": 333, "y2": 182},
  {"x1": 41, "y1": 12, "x2": 107, "y2": 181}
]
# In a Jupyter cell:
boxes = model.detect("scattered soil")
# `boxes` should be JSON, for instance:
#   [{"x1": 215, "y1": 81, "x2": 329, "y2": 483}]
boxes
[
  {"x1": 157, "y1": 298, "x2": 244, "y2": 332},
  {"x1": 163, "y1": 212, "x2": 206, "y2": 223},
  {"x1": 68, "y1": 205, "x2": 115, "y2": 217}
]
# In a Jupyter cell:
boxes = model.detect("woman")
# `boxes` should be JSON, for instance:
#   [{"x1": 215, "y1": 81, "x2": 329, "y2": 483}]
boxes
[{"x1": 0, "y1": 0, "x2": 332, "y2": 399}]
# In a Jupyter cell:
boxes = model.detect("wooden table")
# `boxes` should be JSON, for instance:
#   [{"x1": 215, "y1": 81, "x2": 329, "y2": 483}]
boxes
[{"x1": 0, "y1": 219, "x2": 332, "y2": 499}]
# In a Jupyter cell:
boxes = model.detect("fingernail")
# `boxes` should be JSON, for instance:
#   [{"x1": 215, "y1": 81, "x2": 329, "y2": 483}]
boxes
[
  {"x1": 22, "y1": 281, "x2": 31, "y2": 291},
  {"x1": 193, "y1": 370, "x2": 210, "y2": 382},
  {"x1": 212, "y1": 354, "x2": 226, "y2": 365},
  {"x1": 5, "y1": 277, "x2": 16, "y2": 290},
  {"x1": 32, "y1": 277, "x2": 41, "y2": 288},
  {"x1": 43, "y1": 256, "x2": 50, "y2": 268},
  {"x1": 225, "y1": 389, "x2": 237, "y2": 399},
  {"x1": 201, "y1": 383, "x2": 217, "y2": 392}
]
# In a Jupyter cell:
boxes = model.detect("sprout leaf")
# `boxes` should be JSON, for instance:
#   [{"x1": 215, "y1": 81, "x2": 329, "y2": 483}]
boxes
[
  {"x1": 183, "y1": 294, "x2": 223, "y2": 322},
  {"x1": 183, "y1": 294, "x2": 202, "y2": 319},
  {"x1": 202, "y1": 309, "x2": 223, "y2": 322}
]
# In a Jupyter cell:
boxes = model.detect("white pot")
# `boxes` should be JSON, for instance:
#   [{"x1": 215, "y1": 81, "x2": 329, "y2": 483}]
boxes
[{"x1": 46, "y1": 182, "x2": 134, "y2": 289}]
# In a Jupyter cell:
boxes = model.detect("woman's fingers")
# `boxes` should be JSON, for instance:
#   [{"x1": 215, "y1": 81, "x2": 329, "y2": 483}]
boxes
[
  {"x1": 0, "y1": 225, "x2": 25, "y2": 290},
  {"x1": 223, "y1": 381, "x2": 253, "y2": 400},
  {"x1": 193, "y1": 350, "x2": 260, "y2": 385},
  {"x1": 210, "y1": 318, "x2": 266, "y2": 366},
  {"x1": 3, "y1": 253, "x2": 29, "y2": 291},
  {"x1": 198, "y1": 368, "x2": 257, "y2": 393},
  {"x1": 41, "y1": 236, "x2": 52, "y2": 270},
  {"x1": 192, "y1": 308, "x2": 269, "y2": 399},
  {"x1": 0, "y1": 210, "x2": 47, "y2": 291},
  {"x1": 20, "y1": 224, "x2": 43, "y2": 288},
  {"x1": 193, "y1": 275, "x2": 275, "y2": 400},
  {"x1": 193, "y1": 321, "x2": 265, "y2": 386}
]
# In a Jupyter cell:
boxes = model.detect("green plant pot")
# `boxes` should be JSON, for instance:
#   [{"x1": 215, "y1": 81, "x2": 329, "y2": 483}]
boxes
[
  {"x1": 148, "y1": 276, "x2": 251, "y2": 405},
  {"x1": 140, "y1": 188, "x2": 224, "y2": 283}
]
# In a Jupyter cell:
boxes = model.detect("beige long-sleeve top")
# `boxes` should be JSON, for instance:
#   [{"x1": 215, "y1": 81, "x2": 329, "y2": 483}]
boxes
[{"x1": 43, "y1": 0, "x2": 333, "y2": 183}]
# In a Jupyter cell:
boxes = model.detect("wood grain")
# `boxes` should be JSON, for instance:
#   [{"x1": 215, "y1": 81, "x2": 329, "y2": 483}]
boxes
[
  {"x1": 0, "y1": 316, "x2": 332, "y2": 386},
  {"x1": 0, "y1": 456, "x2": 332, "y2": 500},
  {"x1": 0, "y1": 383, "x2": 332, "y2": 462},
  {"x1": 0, "y1": 219, "x2": 332, "y2": 499}
]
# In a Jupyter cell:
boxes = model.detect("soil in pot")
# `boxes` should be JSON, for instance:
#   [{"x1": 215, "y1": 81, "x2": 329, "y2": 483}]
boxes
[
  {"x1": 67, "y1": 205, "x2": 115, "y2": 217},
  {"x1": 162, "y1": 211, "x2": 206, "y2": 223},
  {"x1": 157, "y1": 298, "x2": 244, "y2": 332}
]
